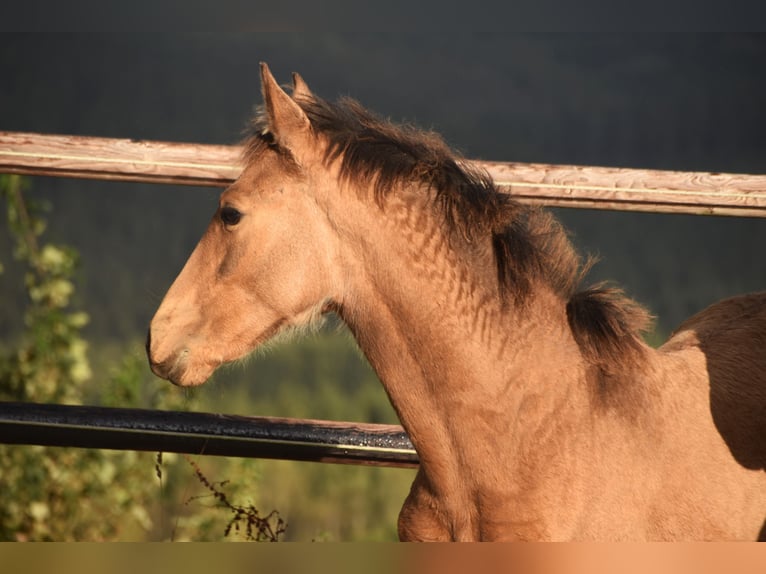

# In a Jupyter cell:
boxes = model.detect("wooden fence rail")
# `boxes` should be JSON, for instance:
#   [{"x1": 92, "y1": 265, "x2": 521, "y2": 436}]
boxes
[{"x1": 2, "y1": 131, "x2": 766, "y2": 217}]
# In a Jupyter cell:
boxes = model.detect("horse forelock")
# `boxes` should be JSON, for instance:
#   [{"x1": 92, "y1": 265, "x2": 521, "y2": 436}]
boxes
[
  {"x1": 243, "y1": 92, "x2": 651, "y2": 374},
  {"x1": 242, "y1": 109, "x2": 303, "y2": 175}
]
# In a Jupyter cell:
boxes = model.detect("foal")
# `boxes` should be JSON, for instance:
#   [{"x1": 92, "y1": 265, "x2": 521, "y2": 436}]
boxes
[{"x1": 148, "y1": 64, "x2": 766, "y2": 540}]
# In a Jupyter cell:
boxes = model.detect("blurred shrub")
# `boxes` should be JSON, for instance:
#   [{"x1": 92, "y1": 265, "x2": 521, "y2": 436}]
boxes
[
  {"x1": 0, "y1": 176, "x2": 284, "y2": 541},
  {"x1": 0, "y1": 175, "x2": 412, "y2": 541}
]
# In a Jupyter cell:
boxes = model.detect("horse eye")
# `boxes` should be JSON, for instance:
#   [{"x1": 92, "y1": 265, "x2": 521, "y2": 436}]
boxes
[{"x1": 220, "y1": 206, "x2": 242, "y2": 227}]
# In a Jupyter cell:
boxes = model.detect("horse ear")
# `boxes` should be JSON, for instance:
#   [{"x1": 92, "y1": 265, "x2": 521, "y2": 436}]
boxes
[
  {"x1": 291, "y1": 72, "x2": 314, "y2": 100},
  {"x1": 259, "y1": 62, "x2": 310, "y2": 147}
]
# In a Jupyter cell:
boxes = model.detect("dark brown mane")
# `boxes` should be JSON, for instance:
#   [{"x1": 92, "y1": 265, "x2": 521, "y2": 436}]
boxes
[{"x1": 245, "y1": 92, "x2": 652, "y2": 372}]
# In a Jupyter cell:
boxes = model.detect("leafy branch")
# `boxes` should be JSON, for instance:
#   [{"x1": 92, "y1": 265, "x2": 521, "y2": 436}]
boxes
[{"x1": 0, "y1": 174, "x2": 90, "y2": 403}]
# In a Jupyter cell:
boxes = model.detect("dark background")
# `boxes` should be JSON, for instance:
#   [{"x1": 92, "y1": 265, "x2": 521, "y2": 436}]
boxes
[{"x1": 1, "y1": 32, "x2": 765, "y2": 342}]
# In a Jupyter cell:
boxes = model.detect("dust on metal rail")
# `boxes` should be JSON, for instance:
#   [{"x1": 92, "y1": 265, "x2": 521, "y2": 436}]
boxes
[{"x1": 0, "y1": 402, "x2": 419, "y2": 468}]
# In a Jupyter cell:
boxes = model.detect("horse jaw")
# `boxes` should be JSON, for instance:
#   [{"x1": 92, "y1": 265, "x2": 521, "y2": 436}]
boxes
[{"x1": 148, "y1": 294, "x2": 332, "y2": 387}]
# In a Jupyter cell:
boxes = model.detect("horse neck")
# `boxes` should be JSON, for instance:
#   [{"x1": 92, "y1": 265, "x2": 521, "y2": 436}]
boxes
[{"x1": 329, "y1": 185, "x2": 591, "y2": 476}]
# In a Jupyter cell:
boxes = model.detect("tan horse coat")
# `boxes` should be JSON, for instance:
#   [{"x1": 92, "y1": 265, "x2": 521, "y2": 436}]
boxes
[{"x1": 148, "y1": 64, "x2": 766, "y2": 540}]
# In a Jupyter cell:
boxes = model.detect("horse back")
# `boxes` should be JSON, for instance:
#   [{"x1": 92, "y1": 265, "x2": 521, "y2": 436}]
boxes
[{"x1": 662, "y1": 291, "x2": 766, "y2": 471}]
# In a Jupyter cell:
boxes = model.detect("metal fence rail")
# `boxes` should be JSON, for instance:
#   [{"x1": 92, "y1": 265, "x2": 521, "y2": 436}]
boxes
[{"x1": 0, "y1": 402, "x2": 418, "y2": 468}]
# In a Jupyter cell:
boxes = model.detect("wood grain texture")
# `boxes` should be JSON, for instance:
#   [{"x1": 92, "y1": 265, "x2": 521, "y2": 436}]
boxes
[
  {"x1": 0, "y1": 131, "x2": 241, "y2": 186},
  {"x1": 2, "y1": 131, "x2": 765, "y2": 216},
  {"x1": 480, "y1": 161, "x2": 766, "y2": 217}
]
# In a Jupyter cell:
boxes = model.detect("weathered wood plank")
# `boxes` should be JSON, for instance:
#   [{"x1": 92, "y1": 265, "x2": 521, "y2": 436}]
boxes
[
  {"x1": 0, "y1": 132, "x2": 241, "y2": 186},
  {"x1": 482, "y1": 161, "x2": 766, "y2": 216},
  {"x1": 2, "y1": 131, "x2": 765, "y2": 216}
]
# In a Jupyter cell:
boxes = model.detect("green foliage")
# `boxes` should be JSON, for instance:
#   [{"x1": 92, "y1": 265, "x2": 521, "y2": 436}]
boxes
[
  {"x1": 0, "y1": 175, "x2": 411, "y2": 541},
  {"x1": 0, "y1": 175, "x2": 90, "y2": 403},
  {"x1": 0, "y1": 175, "x2": 135, "y2": 539},
  {"x1": 0, "y1": 176, "x2": 286, "y2": 541}
]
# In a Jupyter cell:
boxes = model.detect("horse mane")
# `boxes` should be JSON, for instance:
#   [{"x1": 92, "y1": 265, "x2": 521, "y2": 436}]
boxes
[{"x1": 244, "y1": 92, "x2": 652, "y2": 373}]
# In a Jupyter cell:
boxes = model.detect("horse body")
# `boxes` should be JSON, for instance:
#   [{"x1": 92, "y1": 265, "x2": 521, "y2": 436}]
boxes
[
  {"x1": 147, "y1": 64, "x2": 766, "y2": 540},
  {"x1": 338, "y1": 208, "x2": 766, "y2": 539}
]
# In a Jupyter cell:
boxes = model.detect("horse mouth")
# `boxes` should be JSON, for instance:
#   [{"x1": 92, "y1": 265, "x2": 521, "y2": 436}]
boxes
[
  {"x1": 147, "y1": 344, "x2": 214, "y2": 388},
  {"x1": 155, "y1": 359, "x2": 216, "y2": 388}
]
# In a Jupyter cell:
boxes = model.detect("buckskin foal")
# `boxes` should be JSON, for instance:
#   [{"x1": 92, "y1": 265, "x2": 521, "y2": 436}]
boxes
[{"x1": 148, "y1": 64, "x2": 766, "y2": 541}]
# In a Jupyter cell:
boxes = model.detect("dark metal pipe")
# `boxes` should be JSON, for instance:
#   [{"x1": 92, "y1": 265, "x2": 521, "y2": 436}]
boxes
[{"x1": 0, "y1": 402, "x2": 418, "y2": 468}]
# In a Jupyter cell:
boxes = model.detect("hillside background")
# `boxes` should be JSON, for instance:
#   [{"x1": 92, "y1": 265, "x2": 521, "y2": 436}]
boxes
[{"x1": 0, "y1": 31, "x2": 765, "y2": 540}]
